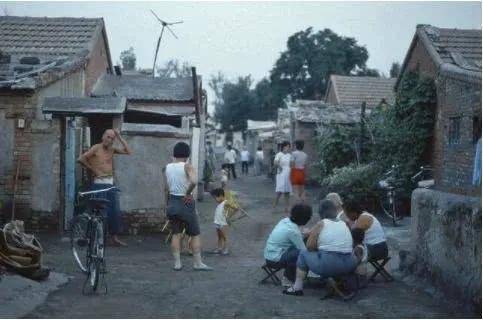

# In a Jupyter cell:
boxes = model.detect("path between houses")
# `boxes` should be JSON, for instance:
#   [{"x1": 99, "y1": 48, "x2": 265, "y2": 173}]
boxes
[{"x1": 24, "y1": 174, "x2": 469, "y2": 318}]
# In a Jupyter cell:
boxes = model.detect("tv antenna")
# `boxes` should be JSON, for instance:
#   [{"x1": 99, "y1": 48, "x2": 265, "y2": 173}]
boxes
[{"x1": 150, "y1": 10, "x2": 183, "y2": 77}]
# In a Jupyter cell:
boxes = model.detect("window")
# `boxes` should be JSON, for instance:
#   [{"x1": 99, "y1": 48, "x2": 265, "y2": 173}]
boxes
[{"x1": 448, "y1": 117, "x2": 461, "y2": 145}]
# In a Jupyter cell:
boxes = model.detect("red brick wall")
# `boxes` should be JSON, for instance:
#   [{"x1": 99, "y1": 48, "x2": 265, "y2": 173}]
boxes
[
  {"x1": 85, "y1": 34, "x2": 111, "y2": 95},
  {"x1": 435, "y1": 76, "x2": 481, "y2": 195},
  {"x1": 403, "y1": 38, "x2": 438, "y2": 79},
  {"x1": 0, "y1": 93, "x2": 63, "y2": 232},
  {"x1": 0, "y1": 94, "x2": 37, "y2": 227}
]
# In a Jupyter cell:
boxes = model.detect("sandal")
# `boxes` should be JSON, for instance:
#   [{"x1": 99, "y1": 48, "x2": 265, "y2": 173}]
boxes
[{"x1": 282, "y1": 286, "x2": 304, "y2": 296}]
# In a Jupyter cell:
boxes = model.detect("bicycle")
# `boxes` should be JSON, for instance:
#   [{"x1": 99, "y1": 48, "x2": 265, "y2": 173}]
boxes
[
  {"x1": 70, "y1": 186, "x2": 119, "y2": 294},
  {"x1": 411, "y1": 166, "x2": 434, "y2": 189},
  {"x1": 377, "y1": 165, "x2": 403, "y2": 226}
]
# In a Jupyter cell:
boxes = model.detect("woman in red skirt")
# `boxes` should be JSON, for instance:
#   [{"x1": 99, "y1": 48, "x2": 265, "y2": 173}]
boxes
[{"x1": 290, "y1": 140, "x2": 308, "y2": 202}]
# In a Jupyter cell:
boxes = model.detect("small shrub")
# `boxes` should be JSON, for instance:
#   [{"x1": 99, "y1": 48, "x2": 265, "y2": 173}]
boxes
[{"x1": 320, "y1": 163, "x2": 380, "y2": 201}]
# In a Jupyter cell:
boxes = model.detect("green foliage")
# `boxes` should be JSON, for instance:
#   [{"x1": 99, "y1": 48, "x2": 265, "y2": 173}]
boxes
[
  {"x1": 316, "y1": 124, "x2": 360, "y2": 178},
  {"x1": 366, "y1": 71, "x2": 436, "y2": 196},
  {"x1": 213, "y1": 75, "x2": 255, "y2": 132},
  {"x1": 210, "y1": 74, "x2": 281, "y2": 132},
  {"x1": 252, "y1": 78, "x2": 283, "y2": 120},
  {"x1": 320, "y1": 163, "x2": 380, "y2": 201},
  {"x1": 316, "y1": 71, "x2": 436, "y2": 200},
  {"x1": 120, "y1": 47, "x2": 136, "y2": 71},
  {"x1": 390, "y1": 62, "x2": 401, "y2": 78},
  {"x1": 270, "y1": 27, "x2": 370, "y2": 101}
]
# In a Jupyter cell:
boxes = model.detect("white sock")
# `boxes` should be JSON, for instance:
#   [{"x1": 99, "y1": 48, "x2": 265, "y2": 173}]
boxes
[
  {"x1": 193, "y1": 252, "x2": 207, "y2": 268},
  {"x1": 173, "y1": 252, "x2": 181, "y2": 269}
]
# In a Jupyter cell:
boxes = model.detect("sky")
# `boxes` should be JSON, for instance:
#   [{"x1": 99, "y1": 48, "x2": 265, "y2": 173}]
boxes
[{"x1": 1, "y1": 1, "x2": 481, "y2": 113}]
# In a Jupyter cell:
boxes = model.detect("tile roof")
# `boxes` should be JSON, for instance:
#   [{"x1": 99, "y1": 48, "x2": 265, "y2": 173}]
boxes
[
  {"x1": 290, "y1": 100, "x2": 362, "y2": 124},
  {"x1": 92, "y1": 74, "x2": 195, "y2": 102},
  {"x1": 246, "y1": 120, "x2": 277, "y2": 131},
  {"x1": 397, "y1": 25, "x2": 482, "y2": 87},
  {"x1": 327, "y1": 75, "x2": 396, "y2": 108},
  {"x1": 42, "y1": 97, "x2": 126, "y2": 115},
  {"x1": 0, "y1": 16, "x2": 103, "y2": 63},
  {"x1": 0, "y1": 16, "x2": 108, "y2": 89},
  {"x1": 422, "y1": 25, "x2": 481, "y2": 70}
]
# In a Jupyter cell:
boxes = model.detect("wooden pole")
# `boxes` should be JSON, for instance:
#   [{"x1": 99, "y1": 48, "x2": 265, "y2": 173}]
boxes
[{"x1": 11, "y1": 160, "x2": 21, "y2": 221}]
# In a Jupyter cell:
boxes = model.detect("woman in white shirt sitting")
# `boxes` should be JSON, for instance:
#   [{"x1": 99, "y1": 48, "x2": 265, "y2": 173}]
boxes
[
  {"x1": 283, "y1": 200, "x2": 357, "y2": 296},
  {"x1": 343, "y1": 197, "x2": 388, "y2": 261}
]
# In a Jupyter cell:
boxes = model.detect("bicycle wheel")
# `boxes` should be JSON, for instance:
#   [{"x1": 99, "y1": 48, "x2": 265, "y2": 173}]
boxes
[
  {"x1": 87, "y1": 220, "x2": 103, "y2": 291},
  {"x1": 70, "y1": 213, "x2": 90, "y2": 273},
  {"x1": 379, "y1": 191, "x2": 397, "y2": 225}
]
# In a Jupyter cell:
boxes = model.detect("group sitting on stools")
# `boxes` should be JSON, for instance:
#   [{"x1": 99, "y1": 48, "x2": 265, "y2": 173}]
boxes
[{"x1": 263, "y1": 193, "x2": 388, "y2": 297}]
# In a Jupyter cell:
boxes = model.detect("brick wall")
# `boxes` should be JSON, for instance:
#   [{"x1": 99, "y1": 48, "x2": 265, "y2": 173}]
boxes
[
  {"x1": 85, "y1": 34, "x2": 111, "y2": 95},
  {"x1": 403, "y1": 37, "x2": 438, "y2": 80},
  {"x1": 0, "y1": 94, "x2": 62, "y2": 231},
  {"x1": 435, "y1": 76, "x2": 481, "y2": 195}
]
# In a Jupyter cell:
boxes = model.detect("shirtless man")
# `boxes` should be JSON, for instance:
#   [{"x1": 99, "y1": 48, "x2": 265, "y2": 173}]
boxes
[{"x1": 78, "y1": 129, "x2": 131, "y2": 246}]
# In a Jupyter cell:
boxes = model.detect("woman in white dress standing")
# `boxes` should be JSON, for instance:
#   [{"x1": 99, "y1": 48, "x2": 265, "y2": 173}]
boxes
[{"x1": 273, "y1": 141, "x2": 293, "y2": 213}]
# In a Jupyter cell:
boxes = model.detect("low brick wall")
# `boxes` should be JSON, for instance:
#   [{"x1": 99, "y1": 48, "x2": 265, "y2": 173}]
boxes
[
  {"x1": 122, "y1": 209, "x2": 166, "y2": 235},
  {"x1": 405, "y1": 188, "x2": 481, "y2": 312}
]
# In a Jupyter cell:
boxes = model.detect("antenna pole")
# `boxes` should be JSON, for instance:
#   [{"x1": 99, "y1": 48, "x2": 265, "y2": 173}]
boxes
[{"x1": 152, "y1": 26, "x2": 165, "y2": 77}]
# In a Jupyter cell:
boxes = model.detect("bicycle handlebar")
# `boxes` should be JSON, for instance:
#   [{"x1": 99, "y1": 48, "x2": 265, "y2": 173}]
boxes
[{"x1": 78, "y1": 186, "x2": 120, "y2": 198}]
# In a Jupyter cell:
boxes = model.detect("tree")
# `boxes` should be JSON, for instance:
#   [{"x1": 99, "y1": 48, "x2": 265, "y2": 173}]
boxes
[
  {"x1": 270, "y1": 27, "x2": 370, "y2": 101},
  {"x1": 120, "y1": 47, "x2": 136, "y2": 71},
  {"x1": 390, "y1": 62, "x2": 401, "y2": 78},
  {"x1": 251, "y1": 78, "x2": 283, "y2": 120},
  {"x1": 157, "y1": 59, "x2": 192, "y2": 78},
  {"x1": 212, "y1": 75, "x2": 255, "y2": 132}
]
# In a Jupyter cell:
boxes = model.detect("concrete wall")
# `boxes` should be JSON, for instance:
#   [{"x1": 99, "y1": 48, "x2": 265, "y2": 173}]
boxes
[
  {"x1": 114, "y1": 130, "x2": 190, "y2": 233},
  {"x1": 409, "y1": 188, "x2": 481, "y2": 310},
  {"x1": 293, "y1": 121, "x2": 319, "y2": 182}
]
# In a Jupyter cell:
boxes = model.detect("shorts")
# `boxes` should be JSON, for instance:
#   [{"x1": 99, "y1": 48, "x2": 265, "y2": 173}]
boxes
[
  {"x1": 290, "y1": 168, "x2": 306, "y2": 186},
  {"x1": 214, "y1": 223, "x2": 226, "y2": 230},
  {"x1": 166, "y1": 195, "x2": 200, "y2": 236}
]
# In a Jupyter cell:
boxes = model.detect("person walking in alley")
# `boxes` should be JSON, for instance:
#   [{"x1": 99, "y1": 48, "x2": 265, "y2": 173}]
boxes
[
  {"x1": 240, "y1": 146, "x2": 250, "y2": 176},
  {"x1": 224, "y1": 145, "x2": 237, "y2": 179},
  {"x1": 77, "y1": 129, "x2": 131, "y2": 247},
  {"x1": 290, "y1": 140, "x2": 308, "y2": 202},
  {"x1": 164, "y1": 142, "x2": 212, "y2": 271},
  {"x1": 273, "y1": 141, "x2": 293, "y2": 213},
  {"x1": 255, "y1": 146, "x2": 264, "y2": 176}
]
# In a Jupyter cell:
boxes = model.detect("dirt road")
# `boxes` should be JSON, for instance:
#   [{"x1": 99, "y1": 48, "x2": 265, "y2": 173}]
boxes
[{"x1": 27, "y1": 174, "x2": 468, "y2": 318}]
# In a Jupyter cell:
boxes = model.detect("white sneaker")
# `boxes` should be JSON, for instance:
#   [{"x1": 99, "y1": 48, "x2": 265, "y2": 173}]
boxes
[
  {"x1": 281, "y1": 276, "x2": 294, "y2": 287},
  {"x1": 307, "y1": 270, "x2": 320, "y2": 278}
]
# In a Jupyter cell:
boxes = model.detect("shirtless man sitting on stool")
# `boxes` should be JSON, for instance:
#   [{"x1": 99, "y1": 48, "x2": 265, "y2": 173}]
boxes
[{"x1": 78, "y1": 129, "x2": 131, "y2": 247}]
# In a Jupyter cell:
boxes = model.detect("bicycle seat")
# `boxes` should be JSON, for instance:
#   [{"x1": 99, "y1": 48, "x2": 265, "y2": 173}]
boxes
[{"x1": 88, "y1": 198, "x2": 110, "y2": 210}]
